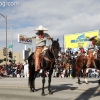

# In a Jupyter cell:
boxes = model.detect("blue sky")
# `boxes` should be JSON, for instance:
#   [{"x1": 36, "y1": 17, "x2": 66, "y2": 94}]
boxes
[{"x1": 0, "y1": 0, "x2": 100, "y2": 52}]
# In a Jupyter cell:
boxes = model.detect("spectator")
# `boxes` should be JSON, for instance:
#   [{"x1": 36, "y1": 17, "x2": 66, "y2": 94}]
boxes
[{"x1": 23, "y1": 61, "x2": 29, "y2": 78}]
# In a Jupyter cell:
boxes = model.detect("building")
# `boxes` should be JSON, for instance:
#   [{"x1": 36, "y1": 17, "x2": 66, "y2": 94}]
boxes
[{"x1": 0, "y1": 48, "x2": 24, "y2": 64}]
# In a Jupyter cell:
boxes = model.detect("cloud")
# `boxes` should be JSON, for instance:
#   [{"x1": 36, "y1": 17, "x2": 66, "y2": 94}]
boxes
[{"x1": 0, "y1": 0, "x2": 100, "y2": 51}]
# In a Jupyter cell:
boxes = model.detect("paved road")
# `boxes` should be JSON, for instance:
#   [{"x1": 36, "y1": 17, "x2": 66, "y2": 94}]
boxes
[{"x1": 0, "y1": 77, "x2": 100, "y2": 100}]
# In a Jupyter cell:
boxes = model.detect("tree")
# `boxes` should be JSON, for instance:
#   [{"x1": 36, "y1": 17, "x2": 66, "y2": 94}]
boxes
[
  {"x1": 27, "y1": 48, "x2": 31, "y2": 53},
  {"x1": 94, "y1": 38, "x2": 100, "y2": 46}
]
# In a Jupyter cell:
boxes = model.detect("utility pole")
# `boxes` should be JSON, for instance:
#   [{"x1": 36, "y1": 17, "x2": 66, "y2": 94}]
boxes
[
  {"x1": 0, "y1": 13, "x2": 8, "y2": 64},
  {"x1": 11, "y1": 27, "x2": 13, "y2": 58}
]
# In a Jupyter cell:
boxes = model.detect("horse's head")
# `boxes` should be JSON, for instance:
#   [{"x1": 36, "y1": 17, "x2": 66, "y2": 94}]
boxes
[{"x1": 50, "y1": 38, "x2": 60, "y2": 58}]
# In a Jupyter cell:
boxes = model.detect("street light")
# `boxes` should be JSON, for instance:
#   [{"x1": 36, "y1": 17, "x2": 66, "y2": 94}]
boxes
[{"x1": 0, "y1": 13, "x2": 7, "y2": 63}]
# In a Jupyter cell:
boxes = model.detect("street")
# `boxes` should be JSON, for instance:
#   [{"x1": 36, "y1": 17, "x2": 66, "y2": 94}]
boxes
[{"x1": 0, "y1": 77, "x2": 100, "y2": 100}]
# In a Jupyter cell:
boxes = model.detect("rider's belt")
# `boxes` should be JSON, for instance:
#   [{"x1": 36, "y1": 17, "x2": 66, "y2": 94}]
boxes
[{"x1": 88, "y1": 48, "x2": 94, "y2": 50}]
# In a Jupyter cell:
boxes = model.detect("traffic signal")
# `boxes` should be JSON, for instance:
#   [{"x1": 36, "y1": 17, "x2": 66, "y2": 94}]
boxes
[
  {"x1": 9, "y1": 60, "x2": 12, "y2": 63},
  {"x1": 0, "y1": 59, "x2": 3, "y2": 63},
  {"x1": 4, "y1": 58, "x2": 8, "y2": 61},
  {"x1": 3, "y1": 47, "x2": 6, "y2": 56},
  {"x1": 9, "y1": 51, "x2": 12, "y2": 58}
]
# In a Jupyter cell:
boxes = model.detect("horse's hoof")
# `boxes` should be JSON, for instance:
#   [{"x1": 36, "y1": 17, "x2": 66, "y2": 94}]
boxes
[
  {"x1": 49, "y1": 91, "x2": 53, "y2": 95},
  {"x1": 30, "y1": 89, "x2": 36, "y2": 92},
  {"x1": 41, "y1": 92, "x2": 45, "y2": 96},
  {"x1": 86, "y1": 82, "x2": 88, "y2": 84},
  {"x1": 78, "y1": 80, "x2": 81, "y2": 85},
  {"x1": 34, "y1": 89, "x2": 37, "y2": 92},
  {"x1": 33, "y1": 89, "x2": 37, "y2": 92},
  {"x1": 30, "y1": 90, "x2": 34, "y2": 92}
]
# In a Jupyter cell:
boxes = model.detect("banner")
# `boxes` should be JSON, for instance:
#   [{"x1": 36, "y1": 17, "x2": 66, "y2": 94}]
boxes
[
  {"x1": 18, "y1": 34, "x2": 32, "y2": 44},
  {"x1": 64, "y1": 30, "x2": 99, "y2": 49}
]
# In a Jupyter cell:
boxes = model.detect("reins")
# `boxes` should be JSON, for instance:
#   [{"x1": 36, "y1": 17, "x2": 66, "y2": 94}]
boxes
[{"x1": 43, "y1": 42, "x2": 59, "y2": 69}]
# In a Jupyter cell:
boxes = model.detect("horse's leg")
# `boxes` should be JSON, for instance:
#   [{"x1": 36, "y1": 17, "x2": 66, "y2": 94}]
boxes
[
  {"x1": 48, "y1": 70, "x2": 53, "y2": 95},
  {"x1": 41, "y1": 70, "x2": 46, "y2": 96},
  {"x1": 30, "y1": 71, "x2": 37, "y2": 92},
  {"x1": 83, "y1": 67, "x2": 88, "y2": 84},
  {"x1": 32, "y1": 71, "x2": 37, "y2": 92},
  {"x1": 96, "y1": 59, "x2": 100, "y2": 85},
  {"x1": 99, "y1": 79, "x2": 100, "y2": 85},
  {"x1": 29, "y1": 66, "x2": 34, "y2": 92},
  {"x1": 76, "y1": 68, "x2": 81, "y2": 84}
]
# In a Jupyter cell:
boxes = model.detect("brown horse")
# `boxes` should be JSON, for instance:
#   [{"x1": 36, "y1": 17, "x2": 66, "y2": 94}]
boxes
[
  {"x1": 75, "y1": 54, "x2": 88, "y2": 84},
  {"x1": 72, "y1": 52, "x2": 100, "y2": 85}
]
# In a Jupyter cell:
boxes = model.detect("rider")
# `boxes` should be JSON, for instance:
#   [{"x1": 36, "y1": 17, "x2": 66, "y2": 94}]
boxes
[
  {"x1": 33, "y1": 25, "x2": 51, "y2": 71},
  {"x1": 86, "y1": 35, "x2": 97, "y2": 68}
]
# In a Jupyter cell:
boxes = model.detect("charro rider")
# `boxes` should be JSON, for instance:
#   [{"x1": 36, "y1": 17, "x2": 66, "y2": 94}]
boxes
[
  {"x1": 33, "y1": 25, "x2": 51, "y2": 71},
  {"x1": 86, "y1": 35, "x2": 97, "y2": 68},
  {"x1": 77, "y1": 47, "x2": 85, "y2": 57}
]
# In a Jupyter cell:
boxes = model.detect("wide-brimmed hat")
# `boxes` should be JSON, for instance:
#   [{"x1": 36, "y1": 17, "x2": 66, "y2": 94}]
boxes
[
  {"x1": 34, "y1": 25, "x2": 48, "y2": 31},
  {"x1": 87, "y1": 36, "x2": 97, "y2": 40}
]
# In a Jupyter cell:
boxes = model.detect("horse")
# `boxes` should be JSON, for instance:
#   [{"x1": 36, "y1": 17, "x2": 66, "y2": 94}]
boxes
[
  {"x1": 28, "y1": 39, "x2": 60, "y2": 96},
  {"x1": 72, "y1": 52, "x2": 100, "y2": 85}
]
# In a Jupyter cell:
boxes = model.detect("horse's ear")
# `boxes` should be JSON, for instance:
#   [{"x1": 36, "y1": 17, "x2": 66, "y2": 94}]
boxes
[{"x1": 57, "y1": 38, "x2": 59, "y2": 41}]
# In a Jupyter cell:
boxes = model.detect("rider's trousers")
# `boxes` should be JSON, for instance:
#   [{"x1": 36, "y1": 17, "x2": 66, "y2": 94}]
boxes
[
  {"x1": 87, "y1": 49, "x2": 96, "y2": 68},
  {"x1": 34, "y1": 47, "x2": 43, "y2": 71}
]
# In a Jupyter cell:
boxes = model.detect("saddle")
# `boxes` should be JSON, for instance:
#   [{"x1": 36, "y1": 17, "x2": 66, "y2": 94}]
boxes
[{"x1": 33, "y1": 47, "x2": 48, "y2": 71}]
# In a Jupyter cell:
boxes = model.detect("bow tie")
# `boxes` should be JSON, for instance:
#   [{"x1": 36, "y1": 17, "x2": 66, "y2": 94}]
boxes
[{"x1": 38, "y1": 35, "x2": 44, "y2": 38}]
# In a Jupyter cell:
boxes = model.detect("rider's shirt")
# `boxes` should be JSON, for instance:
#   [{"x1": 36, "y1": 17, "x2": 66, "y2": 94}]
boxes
[
  {"x1": 36, "y1": 36, "x2": 47, "y2": 46},
  {"x1": 87, "y1": 41, "x2": 95, "y2": 50},
  {"x1": 33, "y1": 32, "x2": 50, "y2": 47}
]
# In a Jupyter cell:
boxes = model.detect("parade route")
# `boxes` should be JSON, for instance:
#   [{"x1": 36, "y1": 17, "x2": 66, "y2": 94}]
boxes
[{"x1": 0, "y1": 77, "x2": 100, "y2": 100}]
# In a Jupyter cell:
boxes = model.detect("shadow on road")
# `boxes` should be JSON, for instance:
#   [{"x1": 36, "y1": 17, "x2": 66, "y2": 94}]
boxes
[
  {"x1": 35, "y1": 83, "x2": 78, "y2": 95},
  {"x1": 74, "y1": 85, "x2": 100, "y2": 100},
  {"x1": 52, "y1": 84, "x2": 78, "y2": 93}
]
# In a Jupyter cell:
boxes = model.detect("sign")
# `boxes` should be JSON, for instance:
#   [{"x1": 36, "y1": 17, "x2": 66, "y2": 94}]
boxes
[
  {"x1": 18, "y1": 34, "x2": 32, "y2": 44},
  {"x1": 64, "y1": 30, "x2": 99, "y2": 49},
  {"x1": 8, "y1": 45, "x2": 13, "y2": 48}
]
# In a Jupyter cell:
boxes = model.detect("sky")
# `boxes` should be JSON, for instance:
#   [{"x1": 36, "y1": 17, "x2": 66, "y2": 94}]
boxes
[{"x1": 0, "y1": 0, "x2": 100, "y2": 53}]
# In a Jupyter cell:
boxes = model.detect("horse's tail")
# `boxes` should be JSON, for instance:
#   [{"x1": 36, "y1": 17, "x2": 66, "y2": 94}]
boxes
[
  {"x1": 28, "y1": 53, "x2": 35, "y2": 87},
  {"x1": 72, "y1": 59, "x2": 76, "y2": 78}
]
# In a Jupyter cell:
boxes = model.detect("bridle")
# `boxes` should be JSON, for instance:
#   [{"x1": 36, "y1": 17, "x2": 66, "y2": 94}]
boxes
[{"x1": 51, "y1": 47, "x2": 59, "y2": 59}]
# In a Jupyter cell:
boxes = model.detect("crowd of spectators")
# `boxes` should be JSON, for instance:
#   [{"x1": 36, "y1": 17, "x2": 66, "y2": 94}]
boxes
[
  {"x1": 0, "y1": 48, "x2": 100, "y2": 78},
  {"x1": 52, "y1": 48, "x2": 100, "y2": 78},
  {"x1": 0, "y1": 63, "x2": 24, "y2": 78}
]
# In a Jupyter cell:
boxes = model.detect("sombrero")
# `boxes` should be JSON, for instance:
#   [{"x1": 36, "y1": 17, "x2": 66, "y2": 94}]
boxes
[
  {"x1": 34, "y1": 25, "x2": 48, "y2": 31},
  {"x1": 86, "y1": 36, "x2": 97, "y2": 40}
]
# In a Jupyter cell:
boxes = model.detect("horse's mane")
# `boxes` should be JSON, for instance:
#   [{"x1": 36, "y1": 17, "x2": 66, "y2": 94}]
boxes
[{"x1": 28, "y1": 52, "x2": 34, "y2": 63}]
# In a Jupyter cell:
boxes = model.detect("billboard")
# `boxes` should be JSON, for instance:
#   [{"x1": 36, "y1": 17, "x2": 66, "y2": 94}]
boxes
[
  {"x1": 64, "y1": 30, "x2": 99, "y2": 49},
  {"x1": 18, "y1": 34, "x2": 32, "y2": 44}
]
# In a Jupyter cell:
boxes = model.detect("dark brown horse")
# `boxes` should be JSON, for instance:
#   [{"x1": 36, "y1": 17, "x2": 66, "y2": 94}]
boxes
[{"x1": 28, "y1": 39, "x2": 60, "y2": 96}]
